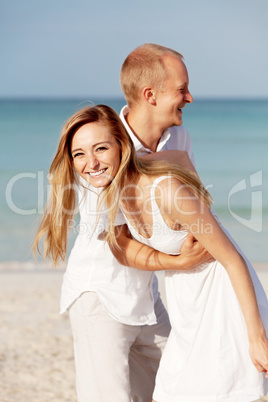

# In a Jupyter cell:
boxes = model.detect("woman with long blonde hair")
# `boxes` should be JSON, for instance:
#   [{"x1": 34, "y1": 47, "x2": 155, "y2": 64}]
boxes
[
  {"x1": 33, "y1": 104, "x2": 210, "y2": 263},
  {"x1": 33, "y1": 104, "x2": 138, "y2": 263},
  {"x1": 35, "y1": 104, "x2": 209, "y2": 402},
  {"x1": 35, "y1": 104, "x2": 268, "y2": 401}
]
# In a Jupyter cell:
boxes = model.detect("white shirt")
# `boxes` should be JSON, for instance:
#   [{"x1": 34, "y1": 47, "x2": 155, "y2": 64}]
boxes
[
  {"x1": 120, "y1": 106, "x2": 195, "y2": 164},
  {"x1": 60, "y1": 105, "x2": 194, "y2": 325}
]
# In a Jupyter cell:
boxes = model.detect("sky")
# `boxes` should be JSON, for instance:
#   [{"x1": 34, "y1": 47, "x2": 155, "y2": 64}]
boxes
[{"x1": 1, "y1": 0, "x2": 268, "y2": 99}]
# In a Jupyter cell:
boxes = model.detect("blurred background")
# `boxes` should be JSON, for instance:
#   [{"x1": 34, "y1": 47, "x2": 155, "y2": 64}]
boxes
[{"x1": 1, "y1": 0, "x2": 268, "y2": 264}]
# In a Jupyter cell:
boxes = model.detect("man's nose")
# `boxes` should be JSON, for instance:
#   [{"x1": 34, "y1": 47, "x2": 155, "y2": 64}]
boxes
[{"x1": 185, "y1": 90, "x2": 193, "y2": 104}]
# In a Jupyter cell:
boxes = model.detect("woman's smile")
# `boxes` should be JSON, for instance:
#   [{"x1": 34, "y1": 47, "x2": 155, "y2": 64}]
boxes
[
  {"x1": 71, "y1": 122, "x2": 121, "y2": 188},
  {"x1": 88, "y1": 168, "x2": 107, "y2": 177}
]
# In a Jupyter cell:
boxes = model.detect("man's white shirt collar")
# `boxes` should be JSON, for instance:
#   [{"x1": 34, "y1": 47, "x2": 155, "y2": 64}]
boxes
[{"x1": 120, "y1": 105, "x2": 171, "y2": 156}]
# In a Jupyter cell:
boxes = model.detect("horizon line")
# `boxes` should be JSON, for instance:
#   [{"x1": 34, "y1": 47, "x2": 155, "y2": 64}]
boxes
[{"x1": 0, "y1": 95, "x2": 268, "y2": 102}]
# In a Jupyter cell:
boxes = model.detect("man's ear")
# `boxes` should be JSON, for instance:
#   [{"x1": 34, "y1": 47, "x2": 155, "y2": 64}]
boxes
[{"x1": 143, "y1": 87, "x2": 157, "y2": 105}]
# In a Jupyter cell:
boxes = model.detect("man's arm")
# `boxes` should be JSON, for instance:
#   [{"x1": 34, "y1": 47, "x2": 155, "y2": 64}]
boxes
[
  {"x1": 141, "y1": 150, "x2": 198, "y2": 174},
  {"x1": 109, "y1": 224, "x2": 213, "y2": 271}
]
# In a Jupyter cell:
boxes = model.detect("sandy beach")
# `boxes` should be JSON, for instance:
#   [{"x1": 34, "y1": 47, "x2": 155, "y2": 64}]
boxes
[{"x1": 1, "y1": 264, "x2": 268, "y2": 402}]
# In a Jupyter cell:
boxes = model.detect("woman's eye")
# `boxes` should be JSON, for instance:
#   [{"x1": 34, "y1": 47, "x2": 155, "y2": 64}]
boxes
[
  {"x1": 73, "y1": 152, "x2": 83, "y2": 158},
  {"x1": 96, "y1": 146, "x2": 108, "y2": 152}
]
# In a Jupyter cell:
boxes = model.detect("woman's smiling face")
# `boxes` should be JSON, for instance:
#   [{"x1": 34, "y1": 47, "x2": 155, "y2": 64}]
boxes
[{"x1": 71, "y1": 122, "x2": 121, "y2": 188}]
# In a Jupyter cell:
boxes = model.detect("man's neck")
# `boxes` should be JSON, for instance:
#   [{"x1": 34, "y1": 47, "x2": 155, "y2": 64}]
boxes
[{"x1": 126, "y1": 108, "x2": 165, "y2": 153}]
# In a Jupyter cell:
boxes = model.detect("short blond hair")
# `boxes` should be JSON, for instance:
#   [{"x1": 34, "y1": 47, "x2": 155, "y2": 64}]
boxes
[{"x1": 120, "y1": 43, "x2": 183, "y2": 107}]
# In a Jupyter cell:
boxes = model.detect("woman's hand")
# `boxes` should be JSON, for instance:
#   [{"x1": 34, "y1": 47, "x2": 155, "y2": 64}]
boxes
[{"x1": 249, "y1": 335, "x2": 268, "y2": 378}]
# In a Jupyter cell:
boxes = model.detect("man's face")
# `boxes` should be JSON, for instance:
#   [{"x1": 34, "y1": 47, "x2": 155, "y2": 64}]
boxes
[{"x1": 155, "y1": 54, "x2": 193, "y2": 129}]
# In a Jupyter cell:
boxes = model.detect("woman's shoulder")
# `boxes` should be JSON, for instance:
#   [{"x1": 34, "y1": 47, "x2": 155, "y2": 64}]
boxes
[
  {"x1": 154, "y1": 175, "x2": 181, "y2": 190},
  {"x1": 139, "y1": 173, "x2": 179, "y2": 186}
]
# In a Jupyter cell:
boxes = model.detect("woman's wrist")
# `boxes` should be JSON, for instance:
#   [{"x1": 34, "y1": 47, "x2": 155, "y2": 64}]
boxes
[{"x1": 247, "y1": 319, "x2": 266, "y2": 343}]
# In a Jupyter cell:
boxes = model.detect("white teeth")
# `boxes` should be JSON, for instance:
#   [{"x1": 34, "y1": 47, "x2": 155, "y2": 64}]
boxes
[{"x1": 89, "y1": 169, "x2": 106, "y2": 177}]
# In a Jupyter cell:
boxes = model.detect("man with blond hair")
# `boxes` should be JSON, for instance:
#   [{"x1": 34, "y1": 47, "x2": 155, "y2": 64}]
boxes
[{"x1": 116, "y1": 43, "x2": 202, "y2": 401}]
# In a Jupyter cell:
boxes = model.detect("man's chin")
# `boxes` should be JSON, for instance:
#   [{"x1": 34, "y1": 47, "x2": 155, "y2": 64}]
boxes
[{"x1": 175, "y1": 119, "x2": 183, "y2": 127}]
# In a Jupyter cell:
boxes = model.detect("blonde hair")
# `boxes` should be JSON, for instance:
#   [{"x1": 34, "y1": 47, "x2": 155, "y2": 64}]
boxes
[
  {"x1": 120, "y1": 43, "x2": 184, "y2": 107},
  {"x1": 33, "y1": 104, "x2": 212, "y2": 262},
  {"x1": 33, "y1": 104, "x2": 133, "y2": 264}
]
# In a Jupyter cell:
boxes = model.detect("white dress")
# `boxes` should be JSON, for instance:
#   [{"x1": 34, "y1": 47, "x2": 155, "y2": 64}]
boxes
[{"x1": 122, "y1": 176, "x2": 268, "y2": 402}]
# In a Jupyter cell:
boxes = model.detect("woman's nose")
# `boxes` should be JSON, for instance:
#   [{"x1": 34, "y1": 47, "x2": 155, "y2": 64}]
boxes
[{"x1": 86, "y1": 155, "x2": 99, "y2": 170}]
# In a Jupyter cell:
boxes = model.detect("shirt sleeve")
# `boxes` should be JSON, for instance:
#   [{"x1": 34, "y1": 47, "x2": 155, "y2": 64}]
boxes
[
  {"x1": 179, "y1": 125, "x2": 195, "y2": 166},
  {"x1": 165, "y1": 125, "x2": 195, "y2": 167},
  {"x1": 114, "y1": 209, "x2": 126, "y2": 226},
  {"x1": 101, "y1": 208, "x2": 126, "y2": 234}
]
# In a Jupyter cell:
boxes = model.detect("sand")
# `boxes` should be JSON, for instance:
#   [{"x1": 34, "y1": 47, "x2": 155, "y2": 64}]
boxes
[
  {"x1": 0, "y1": 267, "x2": 75, "y2": 402},
  {"x1": 1, "y1": 264, "x2": 268, "y2": 402}
]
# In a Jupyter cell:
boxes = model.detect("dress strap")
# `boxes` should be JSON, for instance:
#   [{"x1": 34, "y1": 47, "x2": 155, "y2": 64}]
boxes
[
  {"x1": 150, "y1": 176, "x2": 173, "y2": 222},
  {"x1": 150, "y1": 176, "x2": 173, "y2": 202}
]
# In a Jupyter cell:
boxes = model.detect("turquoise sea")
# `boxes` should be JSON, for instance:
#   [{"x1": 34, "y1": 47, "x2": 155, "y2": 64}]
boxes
[{"x1": 0, "y1": 98, "x2": 267, "y2": 264}]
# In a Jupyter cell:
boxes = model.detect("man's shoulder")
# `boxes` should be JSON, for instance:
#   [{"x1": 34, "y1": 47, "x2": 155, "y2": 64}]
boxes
[
  {"x1": 162, "y1": 124, "x2": 193, "y2": 155},
  {"x1": 169, "y1": 124, "x2": 189, "y2": 135},
  {"x1": 167, "y1": 124, "x2": 191, "y2": 145}
]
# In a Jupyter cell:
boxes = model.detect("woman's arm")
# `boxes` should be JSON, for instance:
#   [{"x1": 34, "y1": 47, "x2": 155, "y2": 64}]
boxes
[
  {"x1": 160, "y1": 178, "x2": 268, "y2": 375},
  {"x1": 110, "y1": 224, "x2": 214, "y2": 271}
]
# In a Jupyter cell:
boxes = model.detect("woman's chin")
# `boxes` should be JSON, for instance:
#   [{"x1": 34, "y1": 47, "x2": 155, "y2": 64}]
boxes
[{"x1": 89, "y1": 178, "x2": 112, "y2": 188}]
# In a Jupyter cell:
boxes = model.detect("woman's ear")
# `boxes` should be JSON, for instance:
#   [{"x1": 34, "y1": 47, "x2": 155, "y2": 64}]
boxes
[{"x1": 142, "y1": 87, "x2": 157, "y2": 105}]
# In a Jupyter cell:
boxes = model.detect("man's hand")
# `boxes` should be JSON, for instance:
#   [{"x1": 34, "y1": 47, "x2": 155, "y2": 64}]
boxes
[{"x1": 176, "y1": 233, "x2": 214, "y2": 270}]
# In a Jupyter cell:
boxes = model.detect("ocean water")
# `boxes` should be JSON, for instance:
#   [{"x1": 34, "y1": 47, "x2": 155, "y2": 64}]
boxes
[{"x1": 0, "y1": 98, "x2": 267, "y2": 264}]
